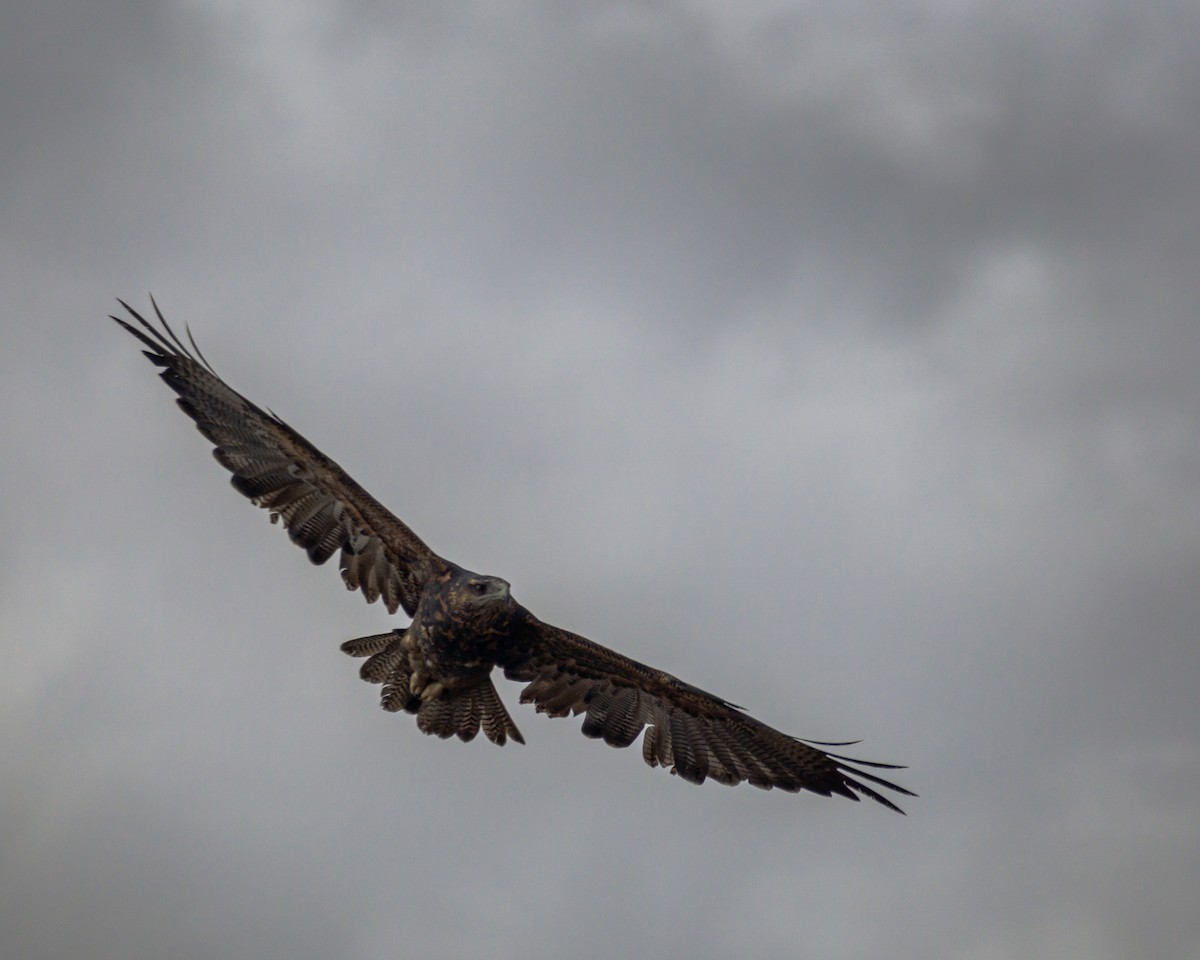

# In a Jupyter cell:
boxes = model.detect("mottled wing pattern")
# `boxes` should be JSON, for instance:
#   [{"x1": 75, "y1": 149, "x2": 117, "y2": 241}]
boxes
[
  {"x1": 112, "y1": 298, "x2": 449, "y2": 616},
  {"x1": 500, "y1": 611, "x2": 914, "y2": 812}
]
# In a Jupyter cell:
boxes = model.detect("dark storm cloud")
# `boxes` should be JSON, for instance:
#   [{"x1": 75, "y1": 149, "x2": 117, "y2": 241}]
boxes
[{"x1": 2, "y1": 1, "x2": 1198, "y2": 958}]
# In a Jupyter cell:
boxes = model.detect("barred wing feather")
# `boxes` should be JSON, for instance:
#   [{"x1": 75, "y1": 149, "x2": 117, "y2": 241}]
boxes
[
  {"x1": 501, "y1": 612, "x2": 914, "y2": 812},
  {"x1": 112, "y1": 298, "x2": 448, "y2": 616}
]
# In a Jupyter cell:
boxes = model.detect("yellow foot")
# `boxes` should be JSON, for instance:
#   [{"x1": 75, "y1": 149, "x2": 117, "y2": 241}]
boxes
[{"x1": 418, "y1": 680, "x2": 445, "y2": 701}]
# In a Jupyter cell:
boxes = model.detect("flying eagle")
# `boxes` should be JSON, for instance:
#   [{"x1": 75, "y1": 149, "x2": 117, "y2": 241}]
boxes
[{"x1": 113, "y1": 298, "x2": 914, "y2": 813}]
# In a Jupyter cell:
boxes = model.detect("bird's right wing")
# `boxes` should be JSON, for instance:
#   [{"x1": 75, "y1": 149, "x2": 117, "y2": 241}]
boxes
[
  {"x1": 113, "y1": 298, "x2": 450, "y2": 616},
  {"x1": 499, "y1": 610, "x2": 914, "y2": 812}
]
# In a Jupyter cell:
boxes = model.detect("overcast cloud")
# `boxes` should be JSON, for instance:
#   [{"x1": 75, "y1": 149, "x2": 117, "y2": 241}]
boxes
[{"x1": 2, "y1": 2, "x2": 1198, "y2": 958}]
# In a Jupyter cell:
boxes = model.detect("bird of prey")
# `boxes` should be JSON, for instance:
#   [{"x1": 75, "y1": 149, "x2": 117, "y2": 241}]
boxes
[{"x1": 113, "y1": 298, "x2": 914, "y2": 813}]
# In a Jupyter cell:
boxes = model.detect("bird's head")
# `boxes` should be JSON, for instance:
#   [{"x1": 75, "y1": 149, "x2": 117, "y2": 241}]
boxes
[{"x1": 447, "y1": 570, "x2": 515, "y2": 623}]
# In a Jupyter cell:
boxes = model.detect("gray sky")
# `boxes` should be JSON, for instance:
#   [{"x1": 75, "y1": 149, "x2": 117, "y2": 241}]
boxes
[{"x1": 3, "y1": 1, "x2": 1198, "y2": 957}]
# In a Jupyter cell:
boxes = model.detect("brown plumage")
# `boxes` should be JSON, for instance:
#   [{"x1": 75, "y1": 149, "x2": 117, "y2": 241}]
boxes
[{"x1": 114, "y1": 297, "x2": 915, "y2": 813}]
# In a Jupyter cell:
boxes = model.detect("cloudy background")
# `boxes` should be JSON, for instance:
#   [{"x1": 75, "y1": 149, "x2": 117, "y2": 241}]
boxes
[{"x1": 3, "y1": 1, "x2": 1198, "y2": 957}]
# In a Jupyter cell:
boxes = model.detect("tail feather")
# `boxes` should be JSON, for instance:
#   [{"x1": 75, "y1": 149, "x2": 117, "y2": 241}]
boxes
[
  {"x1": 417, "y1": 678, "x2": 524, "y2": 746},
  {"x1": 341, "y1": 631, "x2": 523, "y2": 746}
]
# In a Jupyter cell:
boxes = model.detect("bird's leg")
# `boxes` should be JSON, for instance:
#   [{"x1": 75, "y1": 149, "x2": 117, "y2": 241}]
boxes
[
  {"x1": 400, "y1": 630, "x2": 440, "y2": 700},
  {"x1": 406, "y1": 643, "x2": 445, "y2": 701}
]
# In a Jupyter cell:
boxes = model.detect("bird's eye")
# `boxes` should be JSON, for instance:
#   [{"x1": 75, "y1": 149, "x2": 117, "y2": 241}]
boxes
[{"x1": 471, "y1": 581, "x2": 488, "y2": 594}]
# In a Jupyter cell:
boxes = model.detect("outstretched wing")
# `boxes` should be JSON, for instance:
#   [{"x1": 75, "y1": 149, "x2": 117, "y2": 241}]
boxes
[
  {"x1": 499, "y1": 610, "x2": 914, "y2": 813},
  {"x1": 113, "y1": 297, "x2": 449, "y2": 615}
]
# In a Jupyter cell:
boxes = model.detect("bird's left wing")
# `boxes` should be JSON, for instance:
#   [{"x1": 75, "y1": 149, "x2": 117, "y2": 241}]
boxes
[
  {"x1": 499, "y1": 609, "x2": 914, "y2": 812},
  {"x1": 112, "y1": 298, "x2": 450, "y2": 616}
]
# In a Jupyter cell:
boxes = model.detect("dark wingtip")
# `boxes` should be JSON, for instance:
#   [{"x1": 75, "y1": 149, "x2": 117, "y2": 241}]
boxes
[
  {"x1": 112, "y1": 296, "x2": 178, "y2": 358},
  {"x1": 836, "y1": 761, "x2": 916, "y2": 814}
]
